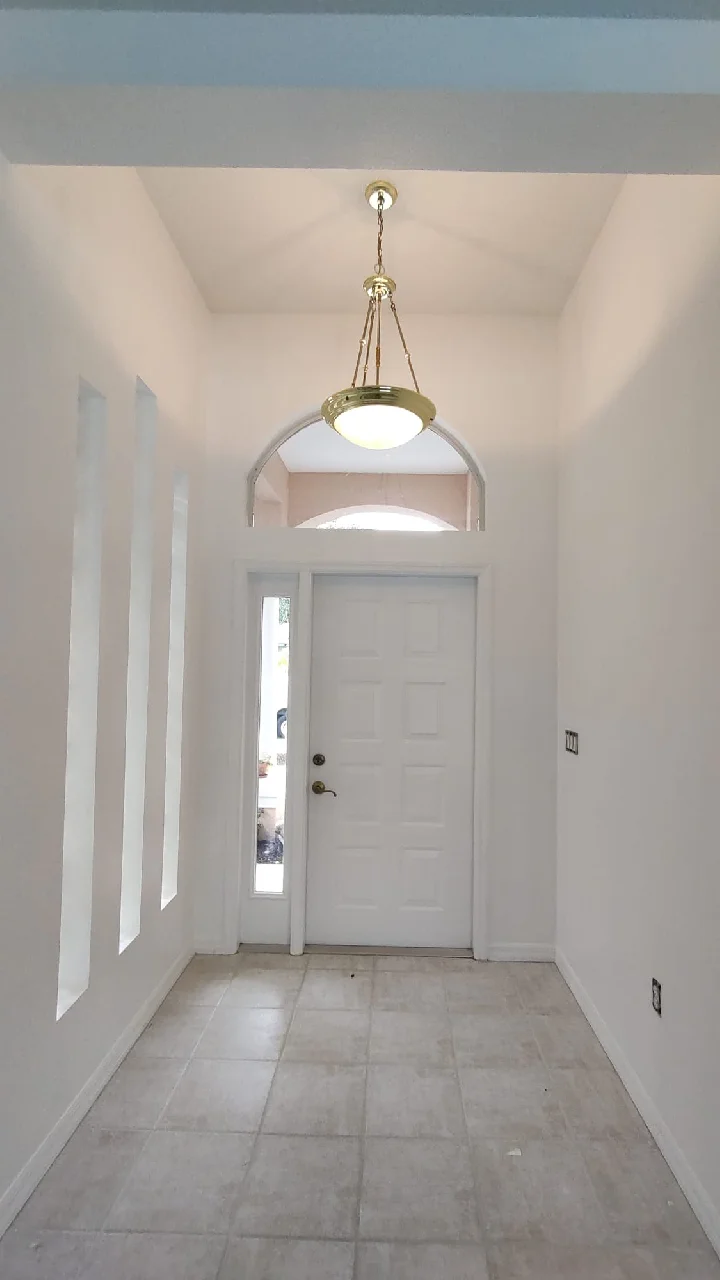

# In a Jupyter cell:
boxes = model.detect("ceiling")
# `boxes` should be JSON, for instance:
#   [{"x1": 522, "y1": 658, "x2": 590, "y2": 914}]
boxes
[
  {"x1": 139, "y1": 168, "x2": 623, "y2": 315},
  {"x1": 277, "y1": 421, "x2": 467, "y2": 473},
  {"x1": 4, "y1": 1, "x2": 717, "y2": 12}
]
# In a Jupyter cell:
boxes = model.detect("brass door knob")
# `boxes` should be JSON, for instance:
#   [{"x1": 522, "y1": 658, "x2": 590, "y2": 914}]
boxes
[{"x1": 311, "y1": 780, "x2": 337, "y2": 797}]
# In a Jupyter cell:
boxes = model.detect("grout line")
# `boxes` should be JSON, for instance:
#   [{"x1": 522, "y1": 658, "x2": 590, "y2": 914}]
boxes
[
  {"x1": 96, "y1": 1047, "x2": 199, "y2": 1231},
  {"x1": 445, "y1": 966, "x2": 489, "y2": 1262},
  {"x1": 210, "y1": 978, "x2": 305, "y2": 1278},
  {"x1": 351, "y1": 959, "x2": 374, "y2": 1277},
  {"x1": 229, "y1": 975, "x2": 304, "y2": 1189}
]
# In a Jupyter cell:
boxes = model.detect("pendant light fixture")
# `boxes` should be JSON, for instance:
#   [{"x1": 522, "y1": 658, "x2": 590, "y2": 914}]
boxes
[{"x1": 322, "y1": 180, "x2": 436, "y2": 450}]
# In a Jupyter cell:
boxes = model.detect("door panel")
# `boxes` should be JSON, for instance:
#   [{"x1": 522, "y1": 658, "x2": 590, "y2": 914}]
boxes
[{"x1": 306, "y1": 575, "x2": 476, "y2": 948}]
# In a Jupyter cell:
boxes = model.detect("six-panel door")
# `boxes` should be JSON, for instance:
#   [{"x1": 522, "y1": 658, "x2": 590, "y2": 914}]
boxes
[{"x1": 305, "y1": 575, "x2": 476, "y2": 947}]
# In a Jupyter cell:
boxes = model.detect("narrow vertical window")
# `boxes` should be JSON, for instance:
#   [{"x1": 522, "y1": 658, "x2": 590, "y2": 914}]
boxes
[
  {"x1": 57, "y1": 382, "x2": 107, "y2": 1018},
  {"x1": 255, "y1": 596, "x2": 290, "y2": 894},
  {"x1": 119, "y1": 382, "x2": 156, "y2": 951},
  {"x1": 161, "y1": 471, "x2": 189, "y2": 908}
]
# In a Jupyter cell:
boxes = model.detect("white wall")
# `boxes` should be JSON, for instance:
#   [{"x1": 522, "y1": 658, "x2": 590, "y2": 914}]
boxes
[
  {"x1": 0, "y1": 161, "x2": 207, "y2": 1227},
  {"x1": 557, "y1": 175, "x2": 720, "y2": 1247},
  {"x1": 198, "y1": 312, "x2": 558, "y2": 955}
]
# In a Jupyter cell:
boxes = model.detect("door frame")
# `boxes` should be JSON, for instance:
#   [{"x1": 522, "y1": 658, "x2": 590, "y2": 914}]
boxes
[{"x1": 231, "y1": 529, "x2": 492, "y2": 959}]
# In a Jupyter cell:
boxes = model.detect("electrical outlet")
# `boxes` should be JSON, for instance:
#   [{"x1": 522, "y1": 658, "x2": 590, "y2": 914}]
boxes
[
  {"x1": 652, "y1": 978, "x2": 662, "y2": 1016},
  {"x1": 565, "y1": 730, "x2": 579, "y2": 755}
]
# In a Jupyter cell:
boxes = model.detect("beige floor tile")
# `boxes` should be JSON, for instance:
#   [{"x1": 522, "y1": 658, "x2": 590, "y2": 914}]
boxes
[
  {"x1": 233, "y1": 1135, "x2": 361, "y2": 1238},
  {"x1": 220, "y1": 1238, "x2": 355, "y2": 1279},
  {"x1": 372, "y1": 972, "x2": 446, "y2": 1012},
  {"x1": 365, "y1": 1065, "x2": 466, "y2": 1138},
  {"x1": 282, "y1": 1010, "x2": 370, "y2": 1063},
  {"x1": 487, "y1": 1241, "x2": 663, "y2": 1278},
  {"x1": 459, "y1": 1067, "x2": 567, "y2": 1141},
  {"x1": 220, "y1": 971, "x2": 304, "y2": 1009},
  {"x1": 360, "y1": 1138, "x2": 480, "y2": 1241},
  {"x1": 513, "y1": 965, "x2": 579, "y2": 1014},
  {"x1": 159, "y1": 1059, "x2": 275, "y2": 1131},
  {"x1": 194, "y1": 1007, "x2": 290, "y2": 1060},
  {"x1": 552, "y1": 1068, "x2": 649, "y2": 1139},
  {"x1": 168, "y1": 968, "x2": 234, "y2": 1007},
  {"x1": 0, "y1": 1230, "x2": 100, "y2": 1279},
  {"x1": 131, "y1": 1005, "x2": 215, "y2": 1059},
  {"x1": 87, "y1": 1231, "x2": 228, "y2": 1279},
  {"x1": 263, "y1": 1062, "x2": 365, "y2": 1136},
  {"x1": 369, "y1": 1011, "x2": 453, "y2": 1066},
  {"x1": 473, "y1": 1138, "x2": 609, "y2": 1245},
  {"x1": 583, "y1": 1140, "x2": 715, "y2": 1250},
  {"x1": 6, "y1": 957, "x2": 716, "y2": 1280},
  {"x1": 444, "y1": 971, "x2": 522, "y2": 1014},
  {"x1": 236, "y1": 952, "x2": 308, "y2": 970},
  {"x1": 531, "y1": 1012, "x2": 612, "y2": 1069},
  {"x1": 14, "y1": 1128, "x2": 146, "y2": 1230},
  {"x1": 296, "y1": 971, "x2": 373, "y2": 1011},
  {"x1": 105, "y1": 1129, "x2": 254, "y2": 1233},
  {"x1": 84, "y1": 1057, "x2": 186, "y2": 1130},
  {"x1": 357, "y1": 1241, "x2": 490, "y2": 1279},
  {"x1": 451, "y1": 1013, "x2": 542, "y2": 1068},
  {"x1": 183, "y1": 956, "x2": 237, "y2": 977},
  {"x1": 639, "y1": 1245, "x2": 720, "y2": 1278},
  {"x1": 307, "y1": 953, "x2": 375, "y2": 970}
]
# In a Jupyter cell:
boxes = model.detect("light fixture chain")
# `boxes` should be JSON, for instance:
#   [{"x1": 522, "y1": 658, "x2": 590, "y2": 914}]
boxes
[
  {"x1": 362, "y1": 297, "x2": 376, "y2": 387},
  {"x1": 351, "y1": 295, "x2": 374, "y2": 389},
  {"x1": 389, "y1": 297, "x2": 421, "y2": 394},
  {"x1": 321, "y1": 179, "x2": 436, "y2": 446}
]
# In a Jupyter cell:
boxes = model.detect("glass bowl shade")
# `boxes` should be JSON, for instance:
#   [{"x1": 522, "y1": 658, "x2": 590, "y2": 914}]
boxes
[{"x1": 321, "y1": 386, "x2": 436, "y2": 451}]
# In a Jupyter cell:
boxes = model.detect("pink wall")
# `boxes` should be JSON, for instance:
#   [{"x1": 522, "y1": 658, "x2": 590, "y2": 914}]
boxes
[{"x1": 267, "y1": 471, "x2": 469, "y2": 528}]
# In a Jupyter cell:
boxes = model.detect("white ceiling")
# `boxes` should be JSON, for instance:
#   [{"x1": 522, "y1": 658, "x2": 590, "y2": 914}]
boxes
[
  {"x1": 139, "y1": 168, "x2": 623, "y2": 315},
  {"x1": 278, "y1": 421, "x2": 467, "y2": 473}
]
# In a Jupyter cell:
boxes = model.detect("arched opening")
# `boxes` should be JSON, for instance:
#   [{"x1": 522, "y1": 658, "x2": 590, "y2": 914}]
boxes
[{"x1": 247, "y1": 411, "x2": 486, "y2": 531}]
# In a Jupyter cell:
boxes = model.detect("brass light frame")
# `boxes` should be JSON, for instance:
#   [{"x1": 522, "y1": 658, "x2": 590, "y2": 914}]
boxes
[{"x1": 321, "y1": 181, "x2": 436, "y2": 443}]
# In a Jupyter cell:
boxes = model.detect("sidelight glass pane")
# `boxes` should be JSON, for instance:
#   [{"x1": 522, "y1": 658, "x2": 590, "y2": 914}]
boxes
[{"x1": 255, "y1": 596, "x2": 290, "y2": 894}]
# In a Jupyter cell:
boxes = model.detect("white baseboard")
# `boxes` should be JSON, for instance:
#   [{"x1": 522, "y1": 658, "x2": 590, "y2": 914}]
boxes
[
  {"x1": 487, "y1": 943, "x2": 557, "y2": 962},
  {"x1": 0, "y1": 946, "x2": 194, "y2": 1238},
  {"x1": 194, "y1": 938, "x2": 237, "y2": 955},
  {"x1": 556, "y1": 948, "x2": 720, "y2": 1259}
]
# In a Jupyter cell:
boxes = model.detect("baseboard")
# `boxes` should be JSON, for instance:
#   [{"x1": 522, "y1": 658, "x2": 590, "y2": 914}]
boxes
[
  {"x1": 556, "y1": 948, "x2": 720, "y2": 1259},
  {"x1": 197, "y1": 940, "x2": 558, "y2": 963},
  {"x1": 194, "y1": 938, "x2": 238, "y2": 955},
  {"x1": 0, "y1": 945, "x2": 194, "y2": 1238},
  {"x1": 487, "y1": 943, "x2": 557, "y2": 962}
]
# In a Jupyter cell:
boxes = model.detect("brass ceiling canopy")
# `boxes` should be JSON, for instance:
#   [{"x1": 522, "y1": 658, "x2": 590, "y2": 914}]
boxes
[{"x1": 321, "y1": 180, "x2": 436, "y2": 451}]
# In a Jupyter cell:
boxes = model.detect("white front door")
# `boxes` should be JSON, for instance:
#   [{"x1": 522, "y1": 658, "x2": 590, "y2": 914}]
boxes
[{"x1": 305, "y1": 575, "x2": 476, "y2": 947}]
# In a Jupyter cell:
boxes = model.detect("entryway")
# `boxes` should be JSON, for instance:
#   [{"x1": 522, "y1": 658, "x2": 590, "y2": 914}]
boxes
[
  {"x1": 238, "y1": 550, "x2": 489, "y2": 957},
  {"x1": 305, "y1": 575, "x2": 476, "y2": 949}
]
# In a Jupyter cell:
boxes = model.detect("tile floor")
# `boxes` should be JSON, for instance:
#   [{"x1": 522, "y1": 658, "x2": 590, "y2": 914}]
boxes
[{"x1": 2, "y1": 955, "x2": 719, "y2": 1279}]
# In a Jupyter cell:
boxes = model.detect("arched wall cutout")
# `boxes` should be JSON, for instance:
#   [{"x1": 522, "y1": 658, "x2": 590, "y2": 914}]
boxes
[{"x1": 246, "y1": 409, "x2": 486, "y2": 530}]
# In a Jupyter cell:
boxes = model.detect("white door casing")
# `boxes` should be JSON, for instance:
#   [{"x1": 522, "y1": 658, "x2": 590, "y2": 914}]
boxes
[
  {"x1": 230, "y1": 536, "x2": 491, "y2": 960},
  {"x1": 305, "y1": 575, "x2": 477, "y2": 948}
]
